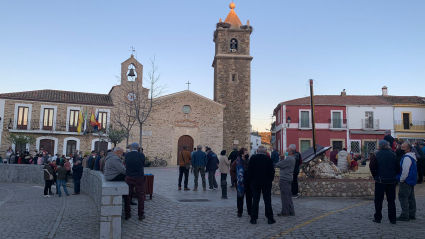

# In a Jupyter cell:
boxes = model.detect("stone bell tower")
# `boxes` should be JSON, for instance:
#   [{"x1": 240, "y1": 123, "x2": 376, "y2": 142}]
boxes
[{"x1": 213, "y1": 2, "x2": 253, "y2": 152}]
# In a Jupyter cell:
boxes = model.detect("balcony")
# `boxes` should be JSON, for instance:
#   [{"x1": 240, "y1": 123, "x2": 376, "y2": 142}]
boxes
[
  {"x1": 328, "y1": 119, "x2": 347, "y2": 130},
  {"x1": 361, "y1": 119, "x2": 379, "y2": 130},
  {"x1": 395, "y1": 120, "x2": 425, "y2": 131},
  {"x1": 7, "y1": 118, "x2": 101, "y2": 135}
]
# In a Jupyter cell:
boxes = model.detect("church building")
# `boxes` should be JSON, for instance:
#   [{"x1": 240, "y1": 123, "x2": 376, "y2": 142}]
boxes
[{"x1": 0, "y1": 3, "x2": 253, "y2": 165}]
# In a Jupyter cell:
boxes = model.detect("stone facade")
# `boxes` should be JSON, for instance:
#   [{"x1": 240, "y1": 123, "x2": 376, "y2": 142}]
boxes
[
  {"x1": 272, "y1": 177, "x2": 375, "y2": 197},
  {"x1": 213, "y1": 26, "x2": 253, "y2": 153},
  {"x1": 0, "y1": 98, "x2": 112, "y2": 157}
]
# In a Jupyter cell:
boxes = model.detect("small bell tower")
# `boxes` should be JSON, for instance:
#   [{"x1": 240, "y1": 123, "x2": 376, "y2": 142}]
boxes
[
  {"x1": 213, "y1": 2, "x2": 253, "y2": 152},
  {"x1": 121, "y1": 54, "x2": 143, "y2": 85}
]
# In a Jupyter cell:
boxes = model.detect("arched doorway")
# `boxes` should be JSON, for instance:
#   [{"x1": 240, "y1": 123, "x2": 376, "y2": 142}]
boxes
[
  {"x1": 177, "y1": 135, "x2": 194, "y2": 166},
  {"x1": 94, "y1": 141, "x2": 108, "y2": 153}
]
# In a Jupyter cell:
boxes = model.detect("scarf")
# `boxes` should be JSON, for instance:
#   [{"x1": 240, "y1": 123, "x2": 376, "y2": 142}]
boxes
[{"x1": 236, "y1": 156, "x2": 245, "y2": 197}]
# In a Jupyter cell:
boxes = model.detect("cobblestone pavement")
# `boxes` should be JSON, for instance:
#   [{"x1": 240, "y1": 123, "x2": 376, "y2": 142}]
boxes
[
  {"x1": 0, "y1": 182, "x2": 99, "y2": 239},
  {"x1": 122, "y1": 167, "x2": 425, "y2": 239}
]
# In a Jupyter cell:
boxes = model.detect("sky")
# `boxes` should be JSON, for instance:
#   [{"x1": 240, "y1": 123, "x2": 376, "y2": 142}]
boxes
[{"x1": 0, "y1": 0, "x2": 424, "y2": 132}]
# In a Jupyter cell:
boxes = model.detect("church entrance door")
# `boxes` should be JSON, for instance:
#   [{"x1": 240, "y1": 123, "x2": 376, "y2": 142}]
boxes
[
  {"x1": 177, "y1": 135, "x2": 194, "y2": 166},
  {"x1": 40, "y1": 139, "x2": 55, "y2": 155}
]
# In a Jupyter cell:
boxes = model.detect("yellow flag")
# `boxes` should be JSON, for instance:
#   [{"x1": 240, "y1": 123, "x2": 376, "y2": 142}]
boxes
[{"x1": 77, "y1": 110, "x2": 83, "y2": 134}]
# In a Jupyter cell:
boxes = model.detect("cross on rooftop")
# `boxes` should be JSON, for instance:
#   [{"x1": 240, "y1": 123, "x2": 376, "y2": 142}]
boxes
[
  {"x1": 130, "y1": 46, "x2": 135, "y2": 55},
  {"x1": 186, "y1": 81, "x2": 191, "y2": 90}
]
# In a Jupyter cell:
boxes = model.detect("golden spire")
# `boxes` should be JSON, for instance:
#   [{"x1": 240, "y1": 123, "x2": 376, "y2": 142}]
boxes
[{"x1": 224, "y1": 2, "x2": 242, "y2": 28}]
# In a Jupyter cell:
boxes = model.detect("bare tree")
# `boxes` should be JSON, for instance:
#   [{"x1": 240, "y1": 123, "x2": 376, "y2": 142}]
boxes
[
  {"x1": 110, "y1": 97, "x2": 136, "y2": 145},
  {"x1": 118, "y1": 56, "x2": 166, "y2": 146}
]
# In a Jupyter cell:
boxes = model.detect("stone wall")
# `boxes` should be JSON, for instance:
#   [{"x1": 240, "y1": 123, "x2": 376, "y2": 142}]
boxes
[
  {"x1": 0, "y1": 164, "x2": 44, "y2": 184},
  {"x1": 80, "y1": 169, "x2": 128, "y2": 239},
  {"x1": 272, "y1": 177, "x2": 375, "y2": 197}
]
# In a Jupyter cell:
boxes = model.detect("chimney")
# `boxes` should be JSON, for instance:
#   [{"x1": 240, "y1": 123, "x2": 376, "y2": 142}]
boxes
[
  {"x1": 341, "y1": 89, "x2": 346, "y2": 97},
  {"x1": 382, "y1": 86, "x2": 388, "y2": 96}
]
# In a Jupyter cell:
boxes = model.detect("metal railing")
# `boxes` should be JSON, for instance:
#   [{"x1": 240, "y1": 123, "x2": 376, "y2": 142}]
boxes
[
  {"x1": 361, "y1": 119, "x2": 379, "y2": 130},
  {"x1": 328, "y1": 119, "x2": 347, "y2": 129},
  {"x1": 394, "y1": 120, "x2": 425, "y2": 131},
  {"x1": 8, "y1": 118, "x2": 104, "y2": 134}
]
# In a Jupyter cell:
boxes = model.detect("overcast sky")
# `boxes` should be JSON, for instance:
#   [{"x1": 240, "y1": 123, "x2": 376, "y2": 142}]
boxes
[{"x1": 1, "y1": 0, "x2": 424, "y2": 132}]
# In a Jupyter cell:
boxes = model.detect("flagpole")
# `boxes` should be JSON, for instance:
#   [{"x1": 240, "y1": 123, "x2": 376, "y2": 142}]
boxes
[{"x1": 310, "y1": 79, "x2": 317, "y2": 156}]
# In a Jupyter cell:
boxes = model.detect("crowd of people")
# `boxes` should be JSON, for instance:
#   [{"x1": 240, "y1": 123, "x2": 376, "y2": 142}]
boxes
[
  {"x1": 176, "y1": 144, "x2": 303, "y2": 224},
  {"x1": 370, "y1": 137, "x2": 422, "y2": 224}
]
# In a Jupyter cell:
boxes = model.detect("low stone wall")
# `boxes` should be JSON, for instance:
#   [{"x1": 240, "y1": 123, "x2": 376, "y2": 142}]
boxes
[
  {"x1": 272, "y1": 177, "x2": 375, "y2": 197},
  {"x1": 81, "y1": 169, "x2": 128, "y2": 239},
  {"x1": 0, "y1": 164, "x2": 44, "y2": 184}
]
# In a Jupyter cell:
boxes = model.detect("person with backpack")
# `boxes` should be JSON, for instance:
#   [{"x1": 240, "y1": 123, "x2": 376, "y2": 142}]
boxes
[{"x1": 396, "y1": 143, "x2": 418, "y2": 221}]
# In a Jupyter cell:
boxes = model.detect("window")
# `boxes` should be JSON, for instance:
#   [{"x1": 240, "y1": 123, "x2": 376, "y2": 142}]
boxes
[
  {"x1": 66, "y1": 140, "x2": 77, "y2": 157},
  {"x1": 98, "y1": 112, "x2": 108, "y2": 130},
  {"x1": 300, "y1": 111, "x2": 310, "y2": 128},
  {"x1": 232, "y1": 74, "x2": 236, "y2": 81},
  {"x1": 94, "y1": 141, "x2": 108, "y2": 153},
  {"x1": 332, "y1": 111, "x2": 342, "y2": 128},
  {"x1": 69, "y1": 110, "x2": 79, "y2": 132},
  {"x1": 350, "y1": 141, "x2": 360, "y2": 154},
  {"x1": 300, "y1": 140, "x2": 311, "y2": 152},
  {"x1": 43, "y1": 108, "x2": 54, "y2": 130},
  {"x1": 402, "y1": 113, "x2": 410, "y2": 130},
  {"x1": 17, "y1": 106, "x2": 29, "y2": 129},
  {"x1": 365, "y1": 112, "x2": 374, "y2": 129},
  {"x1": 182, "y1": 105, "x2": 191, "y2": 114}
]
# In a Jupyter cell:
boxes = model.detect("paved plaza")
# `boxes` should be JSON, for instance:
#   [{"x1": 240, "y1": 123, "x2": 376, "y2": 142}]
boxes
[{"x1": 1, "y1": 167, "x2": 424, "y2": 238}]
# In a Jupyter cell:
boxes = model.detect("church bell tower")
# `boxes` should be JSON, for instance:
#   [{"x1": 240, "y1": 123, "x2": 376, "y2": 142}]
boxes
[{"x1": 213, "y1": 2, "x2": 253, "y2": 152}]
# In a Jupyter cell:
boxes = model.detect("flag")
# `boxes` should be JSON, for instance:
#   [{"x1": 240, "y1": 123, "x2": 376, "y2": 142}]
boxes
[
  {"x1": 90, "y1": 111, "x2": 98, "y2": 126},
  {"x1": 94, "y1": 111, "x2": 100, "y2": 132},
  {"x1": 77, "y1": 110, "x2": 83, "y2": 135},
  {"x1": 83, "y1": 109, "x2": 88, "y2": 135}
]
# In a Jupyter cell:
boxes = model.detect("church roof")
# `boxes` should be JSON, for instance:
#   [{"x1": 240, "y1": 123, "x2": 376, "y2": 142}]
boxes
[
  {"x1": 154, "y1": 90, "x2": 225, "y2": 108},
  {"x1": 0, "y1": 89, "x2": 114, "y2": 106},
  {"x1": 224, "y1": 2, "x2": 243, "y2": 28}
]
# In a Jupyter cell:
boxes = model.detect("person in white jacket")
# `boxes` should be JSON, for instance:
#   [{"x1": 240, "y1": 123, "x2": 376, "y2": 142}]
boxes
[
  {"x1": 336, "y1": 148, "x2": 350, "y2": 172},
  {"x1": 218, "y1": 150, "x2": 231, "y2": 199}
]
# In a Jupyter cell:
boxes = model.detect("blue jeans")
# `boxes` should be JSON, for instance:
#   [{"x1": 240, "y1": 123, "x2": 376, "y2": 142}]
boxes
[
  {"x1": 57, "y1": 180, "x2": 69, "y2": 196},
  {"x1": 73, "y1": 179, "x2": 80, "y2": 194}
]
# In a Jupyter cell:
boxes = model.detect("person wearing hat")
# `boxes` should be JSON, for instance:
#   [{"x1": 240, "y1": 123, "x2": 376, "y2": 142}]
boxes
[
  {"x1": 369, "y1": 140, "x2": 400, "y2": 224},
  {"x1": 384, "y1": 130, "x2": 394, "y2": 150}
]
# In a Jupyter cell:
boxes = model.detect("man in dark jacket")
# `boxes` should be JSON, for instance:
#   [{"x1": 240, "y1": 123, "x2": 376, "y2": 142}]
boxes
[
  {"x1": 369, "y1": 140, "x2": 400, "y2": 224},
  {"x1": 124, "y1": 143, "x2": 146, "y2": 221},
  {"x1": 72, "y1": 161, "x2": 84, "y2": 195},
  {"x1": 57, "y1": 163, "x2": 70, "y2": 197},
  {"x1": 384, "y1": 130, "x2": 394, "y2": 150},
  {"x1": 228, "y1": 146, "x2": 239, "y2": 187},
  {"x1": 94, "y1": 151, "x2": 104, "y2": 171},
  {"x1": 192, "y1": 145, "x2": 208, "y2": 191},
  {"x1": 206, "y1": 147, "x2": 219, "y2": 190},
  {"x1": 86, "y1": 151, "x2": 96, "y2": 169},
  {"x1": 395, "y1": 141, "x2": 404, "y2": 163},
  {"x1": 247, "y1": 146, "x2": 276, "y2": 225},
  {"x1": 329, "y1": 147, "x2": 339, "y2": 166},
  {"x1": 271, "y1": 147, "x2": 279, "y2": 166},
  {"x1": 289, "y1": 144, "x2": 302, "y2": 198}
]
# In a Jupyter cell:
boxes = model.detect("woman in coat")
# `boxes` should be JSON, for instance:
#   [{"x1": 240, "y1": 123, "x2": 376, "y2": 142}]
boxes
[
  {"x1": 230, "y1": 148, "x2": 251, "y2": 217},
  {"x1": 218, "y1": 150, "x2": 230, "y2": 181},
  {"x1": 43, "y1": 163, "x2": 54, "y2": 197}
]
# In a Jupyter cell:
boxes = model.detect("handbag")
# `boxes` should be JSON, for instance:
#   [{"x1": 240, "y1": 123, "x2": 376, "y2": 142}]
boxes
[{"x1": 181, "y1": 151, "x2": 190, "y2": 170}]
